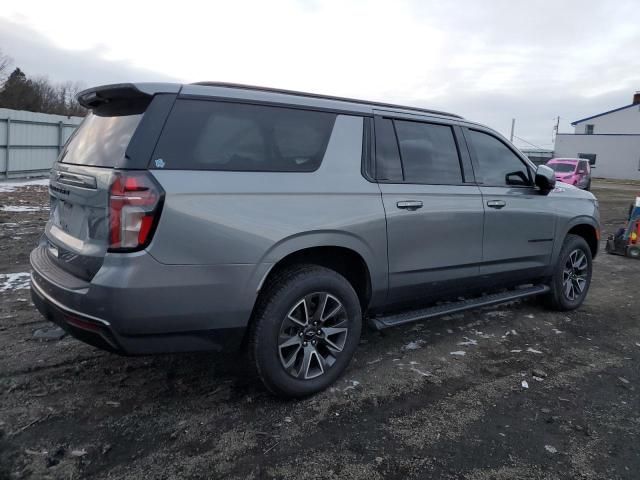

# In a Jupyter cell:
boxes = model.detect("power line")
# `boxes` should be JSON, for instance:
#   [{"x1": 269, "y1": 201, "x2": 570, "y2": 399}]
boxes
[{"x1": 513, "y1": 135, "x2": 548, "y2": 150}]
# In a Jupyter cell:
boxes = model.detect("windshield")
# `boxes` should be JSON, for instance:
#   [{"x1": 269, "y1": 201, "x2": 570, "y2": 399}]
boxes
[
  {"x1": 61, "y1": 112, "x2": 143, "y2": 167},
  {"x1": 548, "y1": 162, "x2": 576, "y2": 173}
]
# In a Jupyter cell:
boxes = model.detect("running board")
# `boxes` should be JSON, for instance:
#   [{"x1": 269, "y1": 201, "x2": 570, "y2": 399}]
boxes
[{"x1": 369, "y1": 285, "x2": 550, "y2": 330}]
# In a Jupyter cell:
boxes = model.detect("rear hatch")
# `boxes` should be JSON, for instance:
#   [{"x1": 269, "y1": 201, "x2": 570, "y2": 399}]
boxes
[{"x1": 44, "y1": 85, "x2": 172, "y2": 281}]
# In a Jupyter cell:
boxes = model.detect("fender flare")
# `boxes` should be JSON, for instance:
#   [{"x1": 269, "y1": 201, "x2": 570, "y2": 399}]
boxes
[
  {"x1": 252, "y1": 230, "x2": 386, "y2": 302},
  {"x1": 551, "y1": 216, "x2": 600, "y2": 265}
]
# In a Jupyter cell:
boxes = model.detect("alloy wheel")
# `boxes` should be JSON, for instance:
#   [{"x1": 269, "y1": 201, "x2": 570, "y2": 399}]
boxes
[
  {"x1": 278, "y1": 292, "x2": 348, "y2": 380},
  {"x1": 562, "y1": 249, "x2": 589, "y2": 301}
]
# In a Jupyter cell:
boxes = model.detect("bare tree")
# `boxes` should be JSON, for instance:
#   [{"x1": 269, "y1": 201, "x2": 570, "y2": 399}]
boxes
[
  {"x1": 0, "y1": 49, "x2": 13, "y2": 84},
  {"x1": 0, "y1": 49, "x2": 87, "y2": 116},
  {"x1": 0, "y1": 67, "x2": 87, "y2": 116}
]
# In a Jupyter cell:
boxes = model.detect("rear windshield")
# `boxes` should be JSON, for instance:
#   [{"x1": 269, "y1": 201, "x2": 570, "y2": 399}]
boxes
[
  {"x1": 61, "y1": 112, "x2": 142, "y2": 167},
  {"x1": 548, "y1": 162, "x2": 576, "y2": 173},
  {"x1": 152, "y1": 99, "x2": 337, "y2": 172}
]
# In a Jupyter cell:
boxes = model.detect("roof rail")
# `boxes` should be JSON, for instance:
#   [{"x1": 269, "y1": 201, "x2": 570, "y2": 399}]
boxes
[{"x1": 191, "y1": 81, "x2": 463, "y2": 119}]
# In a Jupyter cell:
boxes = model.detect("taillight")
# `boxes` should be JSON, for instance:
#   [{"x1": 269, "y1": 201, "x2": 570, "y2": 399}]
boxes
[{"x1": 108, "y1": 171, "x2": 164, "y2": 251}]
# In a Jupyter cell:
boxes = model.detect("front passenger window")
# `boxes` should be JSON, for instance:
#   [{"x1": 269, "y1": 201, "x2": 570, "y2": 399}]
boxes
[{"x1": 467, "y1": 129, "x2": 531, "y2": 186}]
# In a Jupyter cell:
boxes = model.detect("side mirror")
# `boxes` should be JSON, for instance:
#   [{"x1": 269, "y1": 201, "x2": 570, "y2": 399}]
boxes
[
  {"x1": 535, "y1": 165, "x2": 556, "y2": 193},
  {"x1": 506, "y1": 171, "x2": 530, "y2": 186}
]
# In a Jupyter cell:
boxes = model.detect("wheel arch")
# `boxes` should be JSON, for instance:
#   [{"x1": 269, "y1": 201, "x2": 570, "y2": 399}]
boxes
[
  {"x1": 257, "y1": 231, "x2": 386, "y2": 306},
  {"x1": 258, "y1": 244, "x2": 375, "y2": 313},
  {"x1": 566, "y1": 221, "x2": 599, "y2": 259}
]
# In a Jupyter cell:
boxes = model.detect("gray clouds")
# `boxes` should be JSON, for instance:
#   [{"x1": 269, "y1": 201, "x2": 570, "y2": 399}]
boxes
[
  {"x1": 1, "y1": 0, "x2": 638, "y2": 148},
  {"x1": 0, "y1": 18, "x2": 179, "y2": 86}
]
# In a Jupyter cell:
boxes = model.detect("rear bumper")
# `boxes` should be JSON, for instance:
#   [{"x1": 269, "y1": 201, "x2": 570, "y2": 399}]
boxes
[
  {"x1": 31, "y1": 275, "x2": 247, "y2": 354},
  {"x1": 31, "y1": 276, "x2": 121, "y2": 352},
  {"x1": 29, "y1": 246, "x2": 264, "y2": 354}
]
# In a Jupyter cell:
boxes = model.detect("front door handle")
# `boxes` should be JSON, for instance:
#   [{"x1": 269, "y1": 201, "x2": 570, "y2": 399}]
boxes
[
  {"x1": 397, "y1": 200, "x2": 423, "y2": 211},
  {"x1": 487, "y1": 200, "x2": 506, "y2": 209}
]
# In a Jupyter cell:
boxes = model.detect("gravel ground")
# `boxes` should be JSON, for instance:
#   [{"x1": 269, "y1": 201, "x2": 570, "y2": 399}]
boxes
[{"x1": 0, "y1": 179, "x2": 639, "y2": 480}]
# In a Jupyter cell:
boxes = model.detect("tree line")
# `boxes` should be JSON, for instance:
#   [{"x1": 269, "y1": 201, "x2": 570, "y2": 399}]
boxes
[{"x1": 0, "y1": 49, "x2": 86, "y2": 117}]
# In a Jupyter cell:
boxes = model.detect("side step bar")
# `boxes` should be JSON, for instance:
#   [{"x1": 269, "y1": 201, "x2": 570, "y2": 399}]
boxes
[{"x1": 369, "y1": 284, "x2": 550, "y2": 330}]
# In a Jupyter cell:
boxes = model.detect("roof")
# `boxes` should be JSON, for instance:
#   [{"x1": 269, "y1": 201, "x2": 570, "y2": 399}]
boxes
[
  {"x1": 571, "y1": 103, "x2": 637, "y2": 125},
  {"x1": 77, "y1": 81, "x2": 463, "y2": 120},
  {"x1": 191, "y1": 82, "x2": 463, "y2": 119}
]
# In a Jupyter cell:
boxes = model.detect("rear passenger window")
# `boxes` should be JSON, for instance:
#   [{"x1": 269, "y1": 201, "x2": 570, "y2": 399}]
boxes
[
  {"x1": 152, "y1": 100, "x2": 336, "y2": 171},
  {"x1": 393, "y1": 120, "x2": 462, "y2": 184}
]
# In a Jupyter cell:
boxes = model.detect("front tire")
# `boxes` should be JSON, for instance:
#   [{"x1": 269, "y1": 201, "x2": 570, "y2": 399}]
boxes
[
  {"x1": 250, "y1": 265, "x2": 362, "y2": 398},
  {"x1": 545, "y1": 234, "x2": 593, "y2": 311}
]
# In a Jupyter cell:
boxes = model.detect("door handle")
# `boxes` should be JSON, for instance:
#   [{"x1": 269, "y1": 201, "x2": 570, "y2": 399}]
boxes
[
  {"x1": 487, "y1": 200, "x2": 506, "y2": 209},
  {"x1": 397, "y1": 200, "x2": 423, "y2": 210}
]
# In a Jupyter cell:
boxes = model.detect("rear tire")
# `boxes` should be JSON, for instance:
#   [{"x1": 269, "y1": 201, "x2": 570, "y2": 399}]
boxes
[
  {"x1": 545, "y1": 234, "x2": 593, "y2": 311},
  {"x1": 250, "y1": 265, "x2": 362, "y2": 398}
]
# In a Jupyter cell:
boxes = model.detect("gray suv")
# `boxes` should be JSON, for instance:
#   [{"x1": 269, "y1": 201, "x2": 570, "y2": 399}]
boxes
[{"x1": 30, "y1": 82, "x2": 600, "y2": 397}]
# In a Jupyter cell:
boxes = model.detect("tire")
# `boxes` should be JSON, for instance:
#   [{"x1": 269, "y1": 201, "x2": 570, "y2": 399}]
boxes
[
  {"x1": 545, "y1": 234, "x2": 593, "y2": 311},
  {"x1": 584, "y1": 179, "x2": 591, "y2": 191},
  {"x1": 250, "y1": 265, "x2": 362, "y2": 398}
]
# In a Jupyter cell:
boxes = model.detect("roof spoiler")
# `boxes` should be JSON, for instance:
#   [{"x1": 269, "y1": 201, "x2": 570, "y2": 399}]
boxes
[{"x1": 77, "y1": 83, "x2": 152, "y2": 109}]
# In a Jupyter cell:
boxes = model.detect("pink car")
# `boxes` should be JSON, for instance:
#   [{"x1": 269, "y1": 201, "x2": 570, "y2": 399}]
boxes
[{"x1": 546, "y1": 158, "x2": 592, "y2": 190}]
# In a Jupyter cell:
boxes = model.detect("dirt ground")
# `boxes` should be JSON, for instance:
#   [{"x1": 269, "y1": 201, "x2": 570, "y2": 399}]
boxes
[{"x1": 1, "y1": 180, "x2": 639, "y2": 480}]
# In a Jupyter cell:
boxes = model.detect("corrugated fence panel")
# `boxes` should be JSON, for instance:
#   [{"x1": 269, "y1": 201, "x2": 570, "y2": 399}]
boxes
[
  {"x1": 12, "y1": 122, "x2": 59, "y2": 146},
  {"x1": 0, "y1": 108, "x2": 83, "y2": 178},
  {"x1": 10, "y1": 147, "x2": 59, "y2": 173}
]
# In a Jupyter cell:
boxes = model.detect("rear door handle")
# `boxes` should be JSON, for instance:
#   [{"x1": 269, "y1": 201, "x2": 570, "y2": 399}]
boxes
[
  {"x1": 487, "y1": 200, "x2": 506, "y2": 209},
  {"x1": 397, "y1": 200, "x2": 423, "y2": 210}
]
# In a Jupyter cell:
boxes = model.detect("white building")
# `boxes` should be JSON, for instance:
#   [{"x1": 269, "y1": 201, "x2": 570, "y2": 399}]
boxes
[
  {"x1": 554, "y1": 92, "x2": 640, "y2": 180},
  {"x1": 519, "y1": 148, "x2": 553, "y2": 166}
]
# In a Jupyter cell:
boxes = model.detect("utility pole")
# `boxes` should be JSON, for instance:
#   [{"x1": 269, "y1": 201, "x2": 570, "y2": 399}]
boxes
[
  {"x1": 510, "y1": 118, "x2": 515, "y2": 142},
  {"x1": 553, "y1": 116, "x2": 560, "y2": 144}
]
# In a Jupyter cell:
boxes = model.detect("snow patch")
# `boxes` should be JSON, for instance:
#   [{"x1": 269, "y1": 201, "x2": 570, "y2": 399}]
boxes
[
  {"x1": 0, "y1": 272, "x2": 31, "y2": 292},
  {"x1": 449, "y1": 351, "x2": 466, "y2": 356},
  {"x1": 402, "y1": 340, "x2": 426, "y2": 351},
  {"x1": 526, "y1": 348, "x2": 543, "y2": 354},
  {"x1": 0, "y1": 178, "x2": 49, "y2": 192},
  {"x1": 343, "y1": 379, "x2": 360, "y2": 392},
  {"x1": 410, "y1": 367, "x2": 432, "y2": 377},
  {"x1": 1, "y1": 205, "x2": 49, "y2": 212}
]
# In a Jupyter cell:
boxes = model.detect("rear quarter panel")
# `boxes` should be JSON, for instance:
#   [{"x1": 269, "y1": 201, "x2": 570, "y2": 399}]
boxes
[{"x1": 147, "y1": 115, "x2": 388, "y2": 305}]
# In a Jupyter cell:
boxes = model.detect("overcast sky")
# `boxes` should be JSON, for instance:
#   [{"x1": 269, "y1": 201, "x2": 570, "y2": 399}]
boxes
[{"x1": 1, "y1": 0, "x2": 639, "y2": 149}]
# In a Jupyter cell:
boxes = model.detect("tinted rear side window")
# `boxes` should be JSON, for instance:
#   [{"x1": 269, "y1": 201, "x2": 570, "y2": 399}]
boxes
[
  {"x1": 394, "y1": 120, "x2": 462, "y2": 184},
  {"x1": 152, "y1": 100, "x2": 337, "y2": 172},
  {"x1": 61, "y1": 112, "x2": 143, "y2": 167}
]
